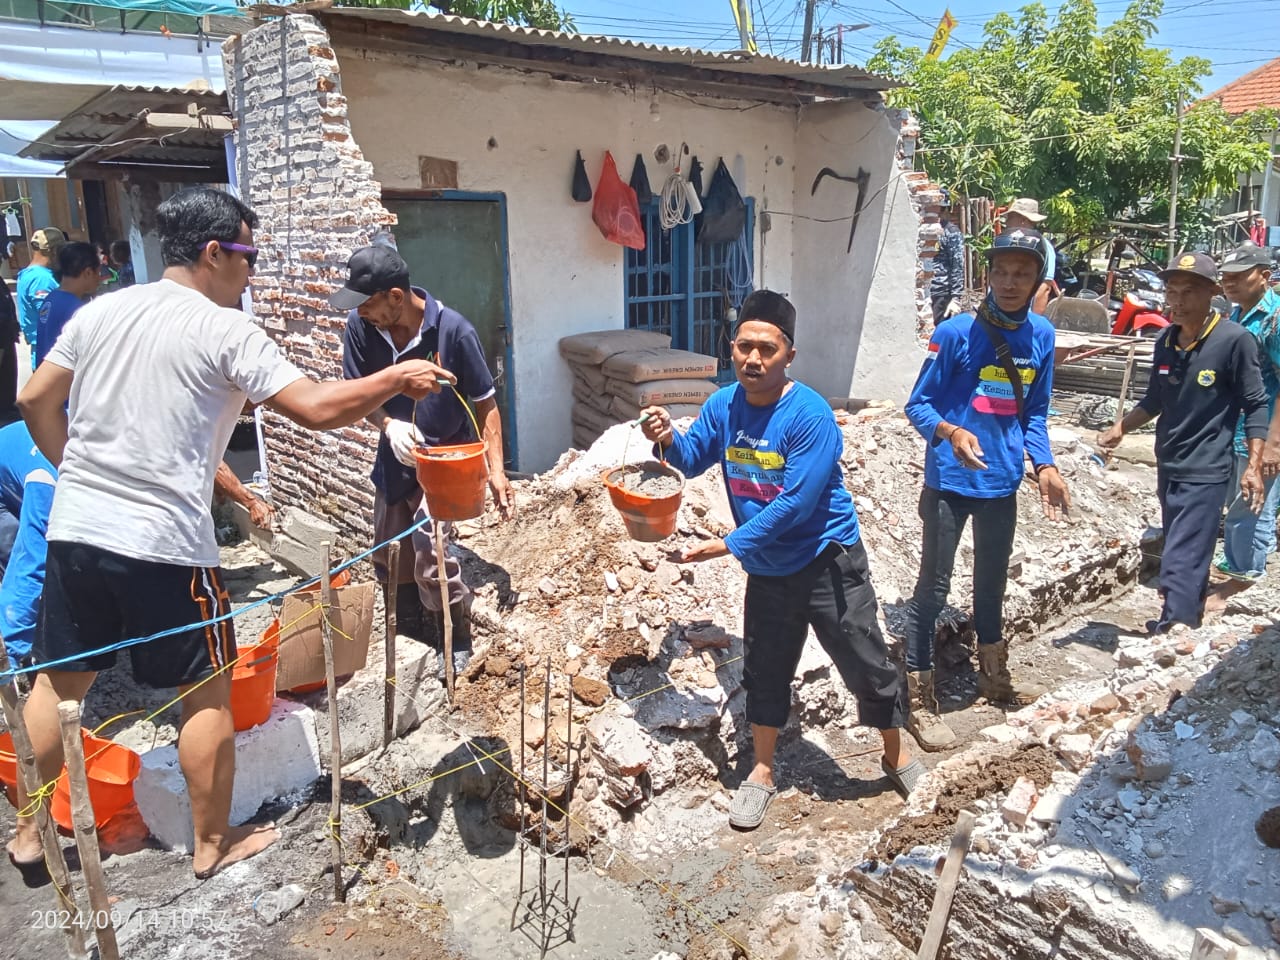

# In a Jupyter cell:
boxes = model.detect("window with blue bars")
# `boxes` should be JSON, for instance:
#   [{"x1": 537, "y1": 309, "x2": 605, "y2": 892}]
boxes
[{"x1": 624, "y1": 199, "x2": 755, "y2": 384}]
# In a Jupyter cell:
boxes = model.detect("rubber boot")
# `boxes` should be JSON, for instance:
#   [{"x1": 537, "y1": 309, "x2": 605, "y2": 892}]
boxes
[
  {"x1": 395, "y1": 584, "x2": 436, "y2": 646},
  {"x1": 431, "y1": 599, "x2": 473, "y2": 679},
  {"x1": 976, "y1": 640, "x2": 1046, "y2": 705},
  {"x1": 905, "y1": 670, "x2": 957, "y2": 752}
]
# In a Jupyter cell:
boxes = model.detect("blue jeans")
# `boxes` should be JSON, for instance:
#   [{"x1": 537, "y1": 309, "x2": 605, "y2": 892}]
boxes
[{"x1": 1222, "y1": 455, "x2": 1280, "y2": 579}]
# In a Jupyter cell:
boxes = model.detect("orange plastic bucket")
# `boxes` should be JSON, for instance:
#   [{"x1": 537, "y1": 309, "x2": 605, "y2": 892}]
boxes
[
  {"x1": 50, "y1": 734, "x2": 141, "y2": 830},
  {"x1": 231, "y1": 629, "x2": 278, "y2": 732},
  {"x1": 413, "y1": 441, "x2": 488, "y2": 521},
  {"x1": 602, "y1": 462, "x2": 685, "y2": 542},
  {"x1": 0, "y1": 731, "x2": 18, "y2": 795}
]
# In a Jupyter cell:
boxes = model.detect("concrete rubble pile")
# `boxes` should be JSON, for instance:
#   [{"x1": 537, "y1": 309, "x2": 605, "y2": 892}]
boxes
[
  {"x1": 438, "y1": 409, "x2": 1160, "y2": 845},
  {"x1": 847, "y1": 608, "x2": 1280, "y2": 960}
]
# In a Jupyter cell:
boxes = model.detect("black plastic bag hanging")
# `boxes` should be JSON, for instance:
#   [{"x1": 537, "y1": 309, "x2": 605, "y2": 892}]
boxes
[
  {"x1": 571, "y1": 150, "x2": 592, "y2": 202},
  {"x1": 629, "y1": 154, "x2": 653, "y2": 206},
  {"x1": 688, "y1": 156, "x2": 705, "y2": 200},
  {"x1": 697, "y1": 159, "x2": 747, "y2": 245}
]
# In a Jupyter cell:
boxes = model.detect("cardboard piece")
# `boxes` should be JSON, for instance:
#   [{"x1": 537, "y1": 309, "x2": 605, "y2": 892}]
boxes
[{"x1": 275, "y1": 582, "x2": 376, "y2": 692}]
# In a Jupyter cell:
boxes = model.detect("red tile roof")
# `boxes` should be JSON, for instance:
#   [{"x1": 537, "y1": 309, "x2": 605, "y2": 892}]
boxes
[{"x1": 1204, "y1": 57, "x2": 1280, "y2": 115}]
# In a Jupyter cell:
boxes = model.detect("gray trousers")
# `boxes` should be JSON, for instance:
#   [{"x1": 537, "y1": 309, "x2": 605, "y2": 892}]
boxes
[{"x1": 372, "y1": 488, "x2": 468, "y2": 611}]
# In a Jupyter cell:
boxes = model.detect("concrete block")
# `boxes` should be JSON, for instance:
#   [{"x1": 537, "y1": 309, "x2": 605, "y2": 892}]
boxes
[
  {"x1": 309, "y1": 639, "x2": 446, "y2": 765},
  {"x1": 229, "y1": 500, "x2": 274, "y2": 553},
  {"x1": 270, "y1": 506, "x2": 340, "y2": 576},
  {"x1": 134, "y1": 699, "x2": 321, "y2": 851}
]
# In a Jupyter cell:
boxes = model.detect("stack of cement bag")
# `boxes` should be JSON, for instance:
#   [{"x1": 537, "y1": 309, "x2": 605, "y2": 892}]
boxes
[{"x1": 560, "y1": 329, "x2": 720, "y2": 449}]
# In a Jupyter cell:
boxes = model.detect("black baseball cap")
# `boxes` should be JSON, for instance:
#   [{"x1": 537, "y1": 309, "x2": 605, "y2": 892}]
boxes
[
  {"x1": 1219, "y1": 244, "x2": 1272, "y2": 273},
  {"x1": 1160, "y1": 251, "x2": 1219, "y2": 285},
  {"x1": 329, "y1": 245, "x2": 411, "y2": 311}
]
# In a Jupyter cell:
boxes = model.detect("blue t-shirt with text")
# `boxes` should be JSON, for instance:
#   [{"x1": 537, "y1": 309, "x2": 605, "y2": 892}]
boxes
[{"x1": 663, "y1": 381, "x2": 859, "y2": 578}]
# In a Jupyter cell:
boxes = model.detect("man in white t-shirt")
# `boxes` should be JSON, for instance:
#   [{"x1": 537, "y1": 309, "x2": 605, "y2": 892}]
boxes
[{"x1": 9, "y1": 188, "x2": 453, "y2": 880}]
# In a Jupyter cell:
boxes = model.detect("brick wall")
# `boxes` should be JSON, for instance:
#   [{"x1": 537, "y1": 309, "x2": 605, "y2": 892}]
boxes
[
  {"x1": 223, "y1": 15, "x2": 392, "y2": 555},
  {"x1": 894, "y1": 112, "x2": 946, "y2": 341}
]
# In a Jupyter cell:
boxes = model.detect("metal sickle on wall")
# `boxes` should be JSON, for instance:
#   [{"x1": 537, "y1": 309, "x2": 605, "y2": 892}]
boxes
[{"x1": 810, "y1": 166, "x2": 872, "y2": 254}]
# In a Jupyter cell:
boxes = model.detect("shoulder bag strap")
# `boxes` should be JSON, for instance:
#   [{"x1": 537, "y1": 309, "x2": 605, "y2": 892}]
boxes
[{"x1": 974, "y1": 307, "x2": 1028, "y2": 429}]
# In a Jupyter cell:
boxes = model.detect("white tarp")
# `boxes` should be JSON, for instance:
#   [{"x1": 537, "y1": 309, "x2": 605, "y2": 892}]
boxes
[
  {"x1": 0, "y1": 122, "x2": 62, "y2": 178},
  {"x1": 0, "y1": 21, "x2": 225, "y2": 109},
  {"x1": 0, "y1": 20, "x2": 227, "y2": 176}
]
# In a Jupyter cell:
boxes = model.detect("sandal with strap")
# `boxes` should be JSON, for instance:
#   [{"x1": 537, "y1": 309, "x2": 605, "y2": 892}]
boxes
[
  {"x1": 882, "y1": 756, "x2": 925, "y2": 799},
  {"x1": 728, "y1": 780, "x2": 777, "y2": 830}
]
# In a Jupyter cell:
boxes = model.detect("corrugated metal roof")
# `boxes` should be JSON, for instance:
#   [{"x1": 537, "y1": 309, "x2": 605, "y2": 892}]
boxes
[
  {"x1": 315, "y1": 8, "x2": 897, "y2": 96},
  {"x1": 20, "y1": 84, "x2": 228, "y2": 164}
]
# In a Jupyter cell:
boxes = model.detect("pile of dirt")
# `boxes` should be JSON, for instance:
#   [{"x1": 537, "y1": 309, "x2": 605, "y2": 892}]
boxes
[{"x1": 867, "y1": 742, "x2": 1061, "y2": 863}]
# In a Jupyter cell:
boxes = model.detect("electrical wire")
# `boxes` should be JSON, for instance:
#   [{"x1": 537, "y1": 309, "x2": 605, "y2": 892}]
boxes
[{"x1": 659, "y1": 170, "x2": 694, "y2": 230}]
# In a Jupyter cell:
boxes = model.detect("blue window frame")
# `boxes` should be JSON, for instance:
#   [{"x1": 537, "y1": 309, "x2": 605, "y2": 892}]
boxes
[{"x1": 624, "y1": 199, "x2": 754, "y2": 384}]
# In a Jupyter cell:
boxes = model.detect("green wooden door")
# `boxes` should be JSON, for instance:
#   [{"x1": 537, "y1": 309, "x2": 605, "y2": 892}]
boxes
[{"x1": 384, "y1": 196, "x2": 515, "y2": 466}]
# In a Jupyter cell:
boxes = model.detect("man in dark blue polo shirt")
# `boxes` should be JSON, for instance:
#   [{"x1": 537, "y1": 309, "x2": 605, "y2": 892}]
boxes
[
  {"x1": 335, "y1": 245, "x2": 511, "y2": 670},
  {"x1": 1099, "y1": 251, "x2": 1269, "y2": 632}
]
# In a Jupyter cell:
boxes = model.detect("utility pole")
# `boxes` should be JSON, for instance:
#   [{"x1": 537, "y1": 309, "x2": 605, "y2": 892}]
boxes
[
  {"x1": 800, "y1": 0, "x2": 817, "y2": 62},
  {"x1": 1168, "y1": 87, "x2": 1185, "y2": 260},
  {"x1": 735, "y1": 0, "x2": 750, "y2": 51}
]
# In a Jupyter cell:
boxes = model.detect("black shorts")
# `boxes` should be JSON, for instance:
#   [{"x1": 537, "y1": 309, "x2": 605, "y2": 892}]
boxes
[
  {"x1": 34, "y1": 541, "x2": 236, "y2": 689},
  {"x1": 742, "y1": 540, "x2": 906, "y2": 731}
]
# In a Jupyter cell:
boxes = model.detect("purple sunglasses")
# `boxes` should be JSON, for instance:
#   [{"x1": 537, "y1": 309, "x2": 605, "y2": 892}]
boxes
[{"x1": 217, "y1": 241, "x2": 258, "y2": 269}]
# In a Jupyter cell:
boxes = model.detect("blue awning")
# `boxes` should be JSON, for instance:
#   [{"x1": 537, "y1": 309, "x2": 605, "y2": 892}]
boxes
[{"x1": 56, "y1": 0, "x2": 239, "y2": 15}]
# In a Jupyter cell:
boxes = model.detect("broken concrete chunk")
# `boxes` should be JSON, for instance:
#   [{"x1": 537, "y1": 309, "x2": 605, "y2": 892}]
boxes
[
  {"x1": 980, "y1": 723, "x2": 1021, "y2": 744},
  {"x1": 254, "y1": 883, "x2": 306, "y2": 924},
  {"x1": 1248, "y1": 728, "x2": 1280, "y2": 771},
  {"x1": 605, "y1": 570, "x2": 619, "y2": 592},
  {"x1": 484, "y1": 655, "x2": 511, "y2": 677},
  {"x1": 1001, "y1": 776, "x2": 1039, "y2": 827},
  {"x1": 1031, "y1": 792, "x2": 1069, "y2": 825},
  {"x1": 1056, "y1": 733, "x2": 1095, "y2": 770},
  {"x1": 1126, "y1": 730, "x2": 1173, "y2": 781},
  {"x1": 538, "y1": 577, "x2": 559, "y2": 596},
  {"x1": 1090, "y1": 692, "x2": 1120, "y2": 715},
  {"x1": 616, "y1": 566, "x2": 641, "y2": 591}
]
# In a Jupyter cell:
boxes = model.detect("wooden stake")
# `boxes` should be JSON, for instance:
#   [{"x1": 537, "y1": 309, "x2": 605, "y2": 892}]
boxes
[
  {"x1": 0, "y1": 648, "x2": 86, "y2": 959},
  {"x1": 915, "y1": 809, "x2": 976, "y2": 960},
  {"x1": 57, "y1": 700, "x2": 118, "y2": 960},
  {"x1": 318, "y1": 542, "x2": 345, "y2": 903},
  {"x1": 1114, "y1": 340, "x2": 1138, "y2": 426},
  {"x1": 383, "y1": 540, "x2": 400, "y2": 749},
  {"x1": 435, "y1": 521, "x2": 454, "y2": 697}
]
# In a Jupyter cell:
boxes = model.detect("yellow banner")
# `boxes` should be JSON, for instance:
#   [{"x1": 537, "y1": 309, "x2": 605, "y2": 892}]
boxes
[{"x1": 925, "y1": 8, "x2": 957, "y2": 60}]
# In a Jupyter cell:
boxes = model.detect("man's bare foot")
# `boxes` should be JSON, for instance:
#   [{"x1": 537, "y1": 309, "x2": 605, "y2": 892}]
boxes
[
  {"x1": 192, "y1": 823, "x2": 279, "y2": 879},
  {"x1": 6, "y1": 830, "x2": 43, "y2": 866}
]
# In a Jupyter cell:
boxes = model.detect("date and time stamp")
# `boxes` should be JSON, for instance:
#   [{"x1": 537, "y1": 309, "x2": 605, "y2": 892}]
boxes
[{"x1": 30, "y1": 907, "x2": 232, "y2": 933}]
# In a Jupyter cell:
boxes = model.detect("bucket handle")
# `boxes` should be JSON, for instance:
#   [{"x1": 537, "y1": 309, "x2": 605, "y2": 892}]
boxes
[{"x1": 412, "y1": 376, "x2": 486, "y2": 457}]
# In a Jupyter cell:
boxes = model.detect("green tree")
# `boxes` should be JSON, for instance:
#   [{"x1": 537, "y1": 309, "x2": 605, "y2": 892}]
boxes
[{"x1": 868, "y1": 0, "x2": 1276, "y2": 250}]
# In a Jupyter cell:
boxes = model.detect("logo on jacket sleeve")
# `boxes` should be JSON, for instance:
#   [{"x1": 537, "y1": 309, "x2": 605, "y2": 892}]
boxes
[{"x1": 1197, "y1": 369, "x2": 1216, "y2": 387}]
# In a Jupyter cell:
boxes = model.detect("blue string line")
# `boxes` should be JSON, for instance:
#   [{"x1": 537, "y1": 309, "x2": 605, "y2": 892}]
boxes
[{"x1": 1, "y1": 515, "x2": 432, "y2": 681}]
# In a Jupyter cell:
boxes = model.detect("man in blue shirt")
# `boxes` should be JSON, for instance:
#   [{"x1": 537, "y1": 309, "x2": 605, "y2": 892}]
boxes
[
  {"x1": 903, "y1": 229, "x2": 1071, "y2": 751},
  {"x1": 1206, "y1": 244, "x2": 1280, "y2": 604},
  {"x1": 0, "y1": 421, "x2": 56, "y2": 665},
  {"x1": 35, "y1": 242, "x2": 101, "y2": 366},
  {"x1": 15, "y1": 227, "x2": 64, "y2": 368},
  {"x1": 641, "y1": 290, "x2": 919, "y2": 831},
  {"x1": 336, "y1": 245, "x2": 511, "y2": 674}
]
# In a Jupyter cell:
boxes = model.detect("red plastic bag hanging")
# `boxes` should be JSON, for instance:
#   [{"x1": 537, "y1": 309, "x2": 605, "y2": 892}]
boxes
[{"x1": 591, "y1": 151, "x2": 646, "y2": 250}]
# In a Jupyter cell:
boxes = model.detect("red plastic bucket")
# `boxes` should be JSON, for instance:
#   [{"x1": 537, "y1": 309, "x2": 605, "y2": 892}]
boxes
[
  {"x1": 50, "y1": 734, "x2": 141, "y2": 830},
  {"x1": 231, "y1": 630, "x2": 278, "y2": 732},
  {"x1": 602, "y1": 462, "x2": 685, "y2": 542},
  {"x1": 413, "y1": 441, "x2": 488, "y2": 521}
]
